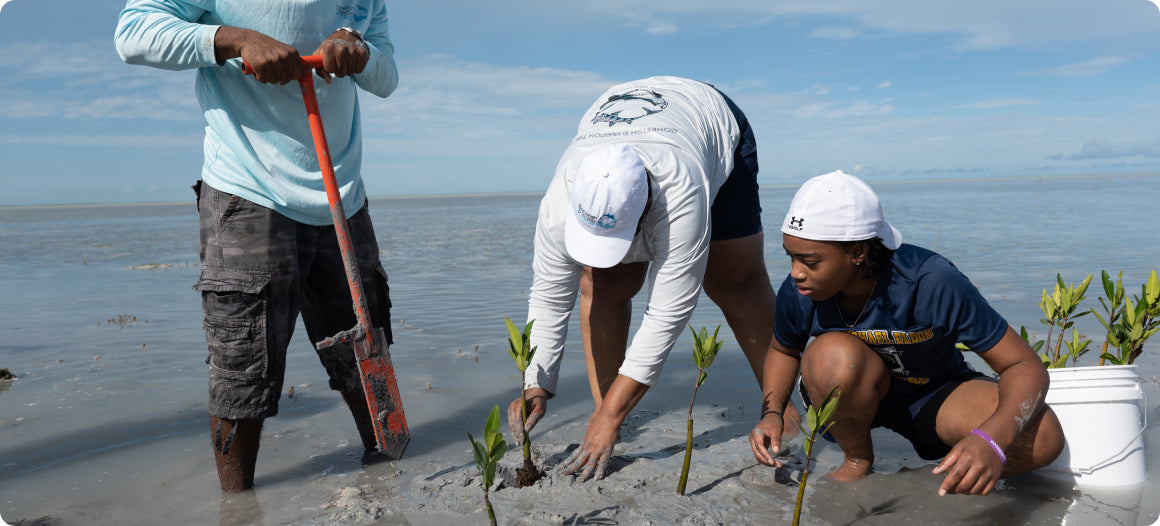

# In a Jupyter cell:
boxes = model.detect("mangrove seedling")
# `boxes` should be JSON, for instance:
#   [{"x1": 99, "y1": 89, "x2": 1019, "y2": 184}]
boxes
[
  {"x1": 677, "y1": 324, "x2": 724, "y2": 495},
  {"x1": 467, "y1": 405, "x2": 506, "y2": 526},
  {"x1": 792, "y1": 385, "x2": 841, "y2": 526},
  {"x1": 1036, "y1": 273, "x2": 1091, "y2": 368},
  {"x1": 505, "y1": 317, "x2": 544, "y2": 486},
  {"x1": 1091, "y1": 270, "x2": 1127, "y2": 365},
  {"x1": 1098, "y1": 270, "x2": 1160, "y2": 365}
]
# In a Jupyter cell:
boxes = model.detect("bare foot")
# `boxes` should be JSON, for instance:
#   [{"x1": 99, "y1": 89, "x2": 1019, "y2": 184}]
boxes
[{"x1": 827, "y1": 457, "x2": 873, "y2": 482}]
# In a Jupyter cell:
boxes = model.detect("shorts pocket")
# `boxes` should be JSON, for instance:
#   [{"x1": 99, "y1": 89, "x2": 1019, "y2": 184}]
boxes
[
  {"x1": 195, "y1": 267, "x2": 272, "y2": 380},
  {"x1": 370, "y1": 262, "x2": 394, "y2": 346}
]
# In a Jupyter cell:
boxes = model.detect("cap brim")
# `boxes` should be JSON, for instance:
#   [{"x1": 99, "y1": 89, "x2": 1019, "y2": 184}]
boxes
[
  {"x1": 565, "y1": 211, "x2": 637, "y2": 268},
  {"x1": 880, "y1": 222, "x2": 903, "y2": 250}
]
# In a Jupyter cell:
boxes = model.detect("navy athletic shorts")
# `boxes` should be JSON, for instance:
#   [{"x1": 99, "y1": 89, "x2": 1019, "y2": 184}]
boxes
[
  {"x1": 709, "y1": 88, "x2": 762, "y2": 241},
  {"x1": 801, "y1": 369, "x2": 992, "y2": 460}
]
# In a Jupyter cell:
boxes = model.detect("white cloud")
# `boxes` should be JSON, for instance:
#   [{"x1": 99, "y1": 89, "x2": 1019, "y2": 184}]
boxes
[
  {"x1": 1051, "y1": 138, "x2": 1160, "y2": 160},
  {"x1": 577, "y1": 0, "x2": 1160, "y2": 51},
  {"x1": 810, "y1": 27, "x2": 859, "y2": 40},
  {"x1": 1018, "y1": 56, "x2": 1131, "y2": 77},
  {"x1": 794, "y1": 99, "x2": 896, "y2": 120},
  {"x1": 957, "y1": 98, "x2": 1041, "y2": 109},
  {"x1": 0, "y1": 134, "x2": 200, "y2": 148},
  {"x1": 0, "y1": 39, "x2": 198, "y2": 121},
  {"x1": 645, "y1": 20, "x2": 679, "y2": 35},
  {"x1": 878, "y1": 81, "x2": 892, "y2": 88}
]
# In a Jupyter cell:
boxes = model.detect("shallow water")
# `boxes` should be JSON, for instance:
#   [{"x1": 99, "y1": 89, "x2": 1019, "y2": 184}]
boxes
[{"x1": 1, "y1": 174, "x2": 1158, "y2": 525}]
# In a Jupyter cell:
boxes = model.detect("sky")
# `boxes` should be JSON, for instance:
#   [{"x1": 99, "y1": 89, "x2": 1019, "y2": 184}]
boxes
[{"x1": 1, "y1": 1, "x2": 1159, "y2": 206}]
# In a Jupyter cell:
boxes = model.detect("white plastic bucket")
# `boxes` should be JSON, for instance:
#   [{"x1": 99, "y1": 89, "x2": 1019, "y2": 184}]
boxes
[{"x1": 1041, "y1": 365, "x2": 1146, "y2": 487}]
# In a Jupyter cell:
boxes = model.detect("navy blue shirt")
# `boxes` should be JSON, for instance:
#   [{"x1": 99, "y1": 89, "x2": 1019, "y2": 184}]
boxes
[{"x1": 774, "y1": 244, "x2": 1009, "y2": 399}]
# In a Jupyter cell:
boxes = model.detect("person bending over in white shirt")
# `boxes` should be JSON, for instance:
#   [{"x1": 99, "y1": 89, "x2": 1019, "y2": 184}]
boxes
[{"x1": 509, "y1": 76, "x2": 799, "y2": 480}]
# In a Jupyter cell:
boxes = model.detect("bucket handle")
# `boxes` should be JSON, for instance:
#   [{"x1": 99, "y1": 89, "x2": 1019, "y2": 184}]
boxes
[{"x1": 1076, "y1": 391, "x2": 1147, "y2": 476}]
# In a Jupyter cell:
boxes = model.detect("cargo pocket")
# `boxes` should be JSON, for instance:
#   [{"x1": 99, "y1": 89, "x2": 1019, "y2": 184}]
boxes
[
  {"x1": 370, "y1": 262, "x2": 394, "y2": 347},
  {"x1": 194, "y1": 267, "x2": 273, "y2": 380}
]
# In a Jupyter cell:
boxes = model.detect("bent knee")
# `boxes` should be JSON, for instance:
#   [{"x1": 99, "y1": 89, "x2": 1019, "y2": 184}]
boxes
[
  {"x1": 801, "y1": 332, "x2": 887, "y2": 394},
  {"x1": 1027, "y1": 406, "x2": 1066, "y2": 470}
]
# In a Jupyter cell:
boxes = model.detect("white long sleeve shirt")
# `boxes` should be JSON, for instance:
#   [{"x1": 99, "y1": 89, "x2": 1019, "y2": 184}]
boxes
[
  {"x1": 114, "y1": 0, "x2": 398, "y2": 225},
  {"x1": 525, "y1": 76, "x2": 740, "y2": 394}
]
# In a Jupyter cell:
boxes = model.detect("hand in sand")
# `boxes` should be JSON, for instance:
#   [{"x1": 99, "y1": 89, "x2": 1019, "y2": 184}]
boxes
[
  {"x1": 749, "y1": 411, "x2": 786, "y2": 467},
  {"x1": 931, "y1": 431, "x2": 1004, "y2": 496},
  {"x1": 560, "y1": 411, "x2": 619, "y2": 481},
  {"x1": 506, "y1": 388, "x2": 547, "y2": 446}
]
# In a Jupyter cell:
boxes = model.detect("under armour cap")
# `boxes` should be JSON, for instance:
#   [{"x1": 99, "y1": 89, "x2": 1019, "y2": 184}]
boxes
[
  {"x1": 781, "y1": 170, "x2": 902, "y2": 250},
  {"x1": 565, "y1": 144, "x2": 649, "y2": 268}
]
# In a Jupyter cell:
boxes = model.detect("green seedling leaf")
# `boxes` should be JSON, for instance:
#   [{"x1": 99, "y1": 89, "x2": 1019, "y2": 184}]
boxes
[
  {"x1": 679, "y1": 324, "x2": 728, "y2": 495},
  {"x1": 504, "y1": 317, "x2": 537, "y2": 371},
  {"x1": 467, "y1": 405, "x2": 507, "y2": 495},
  {"x1": 469, "y1": 434, "x2": 487, "y2": 466},
  {"x1": 1145, "y1": 270, "x2": 1160, "y2": 305},
  {"x1": 793, "y1": 386, "x2": 841, "y2": 526}
]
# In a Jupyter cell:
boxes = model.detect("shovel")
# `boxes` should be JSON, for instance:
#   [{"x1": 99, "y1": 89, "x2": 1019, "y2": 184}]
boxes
[{"x1": 243, "y1": 56, "x2": 408, "y2": 458}]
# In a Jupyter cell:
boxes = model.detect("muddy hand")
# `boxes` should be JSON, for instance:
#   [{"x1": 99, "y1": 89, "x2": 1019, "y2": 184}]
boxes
[
  {"x1": 560, "y1": 442, "x2": 612, "y2": 481},
  {"x1": 507, "y1": 388, "x2": 547, "y2": 446},
  {"x1": 559, "y1": 411, "x2": 619, "y2": 481}
]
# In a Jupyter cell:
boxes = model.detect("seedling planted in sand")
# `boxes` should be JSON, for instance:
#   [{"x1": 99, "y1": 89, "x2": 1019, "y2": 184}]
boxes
[
  {"x1": 505, "y1": 317, "x2": 544, "y2": 486},
  {"x1": 467, "y1": 405, "x2": 505, "y2": 526},
  {"x1": 793, "y1": 385, "x2": 840, "y2": 526},
  {"x1": 677, "y1": 325, "x2": 724, "y2": 495}
]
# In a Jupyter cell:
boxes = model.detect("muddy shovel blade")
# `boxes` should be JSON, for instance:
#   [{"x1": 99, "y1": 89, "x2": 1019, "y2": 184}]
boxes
[{"x1": 355, "y1": 327, "x2": 409, "y2": 459}]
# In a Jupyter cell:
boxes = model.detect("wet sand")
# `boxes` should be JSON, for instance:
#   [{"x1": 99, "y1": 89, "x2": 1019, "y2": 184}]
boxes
[
  {"x1": 5, "y1": 344, "x2": 1158, "y2": 525},
  {"x1": 4, "y1": 181, "x2": 1160, "y2": 525}
]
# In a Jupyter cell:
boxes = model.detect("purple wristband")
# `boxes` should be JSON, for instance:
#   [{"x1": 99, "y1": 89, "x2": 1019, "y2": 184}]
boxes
[{"x1": 970, "y1": 428, "x2": 1007, "y2": 465}]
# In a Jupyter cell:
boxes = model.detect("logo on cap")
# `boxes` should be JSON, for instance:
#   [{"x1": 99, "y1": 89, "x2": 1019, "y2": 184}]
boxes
[
  {"x1": 576, "y1": 205, "x2": 619, "y2": 231},
  {"x1": 788, "y1": 216, "x2": 805, "y2": 231}
]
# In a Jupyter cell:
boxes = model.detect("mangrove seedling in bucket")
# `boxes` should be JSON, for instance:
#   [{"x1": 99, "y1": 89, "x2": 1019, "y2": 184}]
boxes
[
  {"x1": 1096, "y1": 270, "x2": 1160, "y2": 365},
  {"x1": 792, "y1": 385, "x2": 841, "y2": 526},
  {"x1": 677, "y1": 324, "x2": 724, "y2": 495},
  {"x1": 467, "y1": 405, "x2": 506, "y2": 526},
  {"x1": 1092, "y1": 270, "x2": 1127, "y2": 365},
  {"x1": 1035, "y1": 273, "x2": 1091, "y2": 368},
  {"x1": 505, "y1": 317, "x2": 544, "y2": 486}
]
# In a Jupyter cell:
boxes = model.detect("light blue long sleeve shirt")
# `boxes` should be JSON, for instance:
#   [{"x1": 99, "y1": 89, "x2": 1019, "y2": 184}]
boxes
[{"x1": 115, "y1": 0, "x2": 398, "y2": 225}]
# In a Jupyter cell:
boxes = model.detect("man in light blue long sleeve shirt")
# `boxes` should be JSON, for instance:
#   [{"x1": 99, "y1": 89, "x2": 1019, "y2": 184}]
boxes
[{"x1": 115, "y1": 0, "x2": 400, "y2": 491}]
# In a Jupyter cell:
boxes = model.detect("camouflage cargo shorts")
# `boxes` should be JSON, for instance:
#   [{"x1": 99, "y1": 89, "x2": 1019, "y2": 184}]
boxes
[{"x1": 193, "y1": 181, "x2": 393, "y2": 420}]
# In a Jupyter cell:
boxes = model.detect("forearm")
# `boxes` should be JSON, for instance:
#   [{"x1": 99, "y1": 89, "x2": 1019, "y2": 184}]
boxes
[
  {"x1": 595, "y1": 375, "x2": 650, "y2": 423},
  {"x1": 760, "y1": 347, "x2": 801, "y2": 415},
  {"x1": 351, "y1": 1, "x2": 398, "y2": 97},
  {"x1": 212, "y1": 26, "x2": 266, "y2": 62},
  {"x1": 982, "y1": 360, "x2": 1049, "y2": 448}
]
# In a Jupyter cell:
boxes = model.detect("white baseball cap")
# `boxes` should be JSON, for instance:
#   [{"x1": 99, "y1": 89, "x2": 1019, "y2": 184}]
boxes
[
  {"x1": 565, "y1": 144, "x2": 649, "y2": 268},
  {"x1": 781, "y1": 170, "x2": 902, "y2": 250}
]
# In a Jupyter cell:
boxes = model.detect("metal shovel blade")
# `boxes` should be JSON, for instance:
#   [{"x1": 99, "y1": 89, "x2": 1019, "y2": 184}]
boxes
[{"x1": 354, "y1": 327, "x2": 409, "y2": 458}]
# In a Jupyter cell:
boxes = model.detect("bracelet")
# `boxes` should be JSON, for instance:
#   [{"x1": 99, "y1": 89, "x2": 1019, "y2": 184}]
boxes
[
  {"x1": 760, "y1": 409, "x2": 782, "y2": 420},
  {"x1": 970, "y1": 428, "x2": 1008, "y2": 465}
]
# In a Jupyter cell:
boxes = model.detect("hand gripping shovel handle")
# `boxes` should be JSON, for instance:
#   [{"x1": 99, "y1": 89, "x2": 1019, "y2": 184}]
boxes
[{"x1": 243, "y1": 56, "x2": 409, "y2": 458}]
